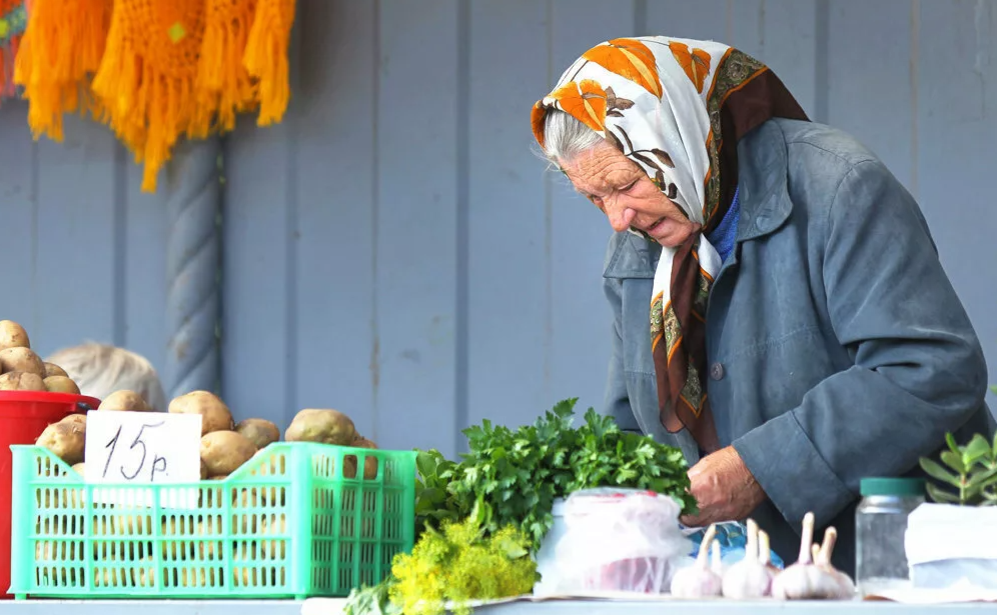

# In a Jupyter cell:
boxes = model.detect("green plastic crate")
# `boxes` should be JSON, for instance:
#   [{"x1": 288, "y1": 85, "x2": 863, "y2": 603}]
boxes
[{"x1": 8, "y1": 441, "x2": 416, "y2": 600}]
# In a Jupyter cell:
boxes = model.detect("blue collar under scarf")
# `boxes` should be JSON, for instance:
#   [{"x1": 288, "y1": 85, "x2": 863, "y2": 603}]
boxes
[{"x1": 706, "y1": 185, "x2": 740, "y2": 263}]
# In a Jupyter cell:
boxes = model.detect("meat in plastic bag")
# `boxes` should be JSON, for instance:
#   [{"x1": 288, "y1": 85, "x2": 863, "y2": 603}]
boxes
[{"x1": 534, "y1": 488, "x2": 692, "y2": 595}]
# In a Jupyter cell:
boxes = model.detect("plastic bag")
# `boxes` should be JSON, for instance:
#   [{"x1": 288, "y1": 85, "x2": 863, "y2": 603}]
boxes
[
  {"x1": 905, "y1": 503, "x2": 997, "y2": 590},
  {"x1": 680, "y1": 521, "x2": 786, "y2": 569},
  {"x1": 534, "y1": 488, "x2": 692, "y2": 595}
]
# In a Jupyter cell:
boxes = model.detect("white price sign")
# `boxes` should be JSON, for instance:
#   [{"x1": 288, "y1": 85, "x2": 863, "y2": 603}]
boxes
[{"x1": 84, "y1": 410, "x2": 203, "y2": 509}]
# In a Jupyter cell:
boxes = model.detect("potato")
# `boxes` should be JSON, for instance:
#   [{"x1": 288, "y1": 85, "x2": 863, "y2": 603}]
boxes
[
  {"x1": 256, "y1": 513, "x2": 286, "y2": 559},
  {"x1": 353, "y1": 436, "x2": 379, "y2": 480},
  {"x1": 99, "y1": 389, "x2": 150, "y2": 412},
  {"x1": 95, "y1": 558, "x2": 156, "y2": 588},
  {"x1": 170, "y1": 390, "x2": 234, "y2": 435},
  {"x1": 36, "y1": 421, "x2": 86, "y2": 465},
  {"x1": 177, "y1": 567, "x2": 221, "y2": 588},
  {"x1": 60, "y1": 413, "x2": 87, "y2": 428},
  {"x1": 285, "y1": 408, "x2": 356, "y2": 445},
  {"x1": 235, "y1": 418, "x2": 280, "y2": 450},
  {"x1": 92, "y1": 513, "x2": 153, "y2": 537},
  {"x1": 200, "y1": 430, "x2": 257, "y2": 477},
  {"x1": 200, "y1": 458, "x2": 208, "y2": 480},
  {"x1": 161, "y1": 516, "x2": 223, "y2": 561},
  {"x1": 0, "y1": 371, "x2": 46, "y2": 391},
  {"x1": 0, "y1": 320, "x2": 29, "y2": 351},
  {"x1": 0, "y1": 347, "x2": 45, "y2": 377},
  {"x1": 241, "y1": 452, "x2": 287, "y2": 507},
  {"x1": 71, "y1": 462, "x2": 85, "y2": 475},
  {"x1": 43, "y1": 362, "x2": 68, "y2": 378},
  {"x1": 44, "y1": 375, "x2": 80, "y2": 395},
  {"x1": 354, "y1": 436, "x2": 377, "y2": 448}
]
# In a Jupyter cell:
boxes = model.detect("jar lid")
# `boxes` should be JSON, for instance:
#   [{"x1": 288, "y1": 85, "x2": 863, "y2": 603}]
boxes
[{"x1": 860, "y1": 477, "x2": 926, "y2": 497}]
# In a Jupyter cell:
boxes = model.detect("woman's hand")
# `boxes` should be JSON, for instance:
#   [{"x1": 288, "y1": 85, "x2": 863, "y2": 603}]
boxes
[{"x1": 679, "y1": 446, "x2": 766, "y2": 527}]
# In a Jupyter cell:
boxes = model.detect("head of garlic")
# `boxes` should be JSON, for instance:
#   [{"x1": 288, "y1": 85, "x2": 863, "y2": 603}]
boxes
[
  {"x1": 721, "y1": 518, "x2": 773, "y2": 599},
  {"x1": 670, "y1": 523, "x2": 723, "y2": 598},
  {"x1": 771, "y1": 512, "x2": 854, "y2": 600},
  {"x1": 815, "y1": 526, "x2": 856, "y2": 599},
  {"x1": 759, "y1": 529, "x2": 779, "y2": 576}
]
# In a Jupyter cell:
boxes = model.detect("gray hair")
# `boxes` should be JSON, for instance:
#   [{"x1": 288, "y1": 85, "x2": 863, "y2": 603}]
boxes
[
  {"x1": 540, "y1": 108, "x2": 606, "y2": 166},
  {"x1": 46, "y1": 342, "x2": 168, "y2": 412}
]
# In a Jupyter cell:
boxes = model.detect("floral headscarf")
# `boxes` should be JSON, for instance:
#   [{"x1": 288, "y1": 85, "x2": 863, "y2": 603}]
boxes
[{"x1": 531, "y1": 37, "x2": 807, "y2": 452}]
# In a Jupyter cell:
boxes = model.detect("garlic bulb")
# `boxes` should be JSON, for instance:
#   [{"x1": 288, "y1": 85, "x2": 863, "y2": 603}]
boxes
[
  {"x1": 815, "y1": 526, "x2": 856, "y2": 599},
  {"x1": 771, "y1": 512, "x2": 852, "y2": 600},
  {"x1": 670, "y1": 523, "x2": 723, "y2": 598},
  {"x1": 721, "y1": 519, "x2": 773, "y2": 599},
  {"x1": 759, "y1": 529, "x2": 779, "y2": 576},
  {"x1": 711, "y1": 539, "x2": 723, "y2": 576}
]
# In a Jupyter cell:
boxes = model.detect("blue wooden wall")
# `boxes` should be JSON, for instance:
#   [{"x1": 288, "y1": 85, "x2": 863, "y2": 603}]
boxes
[{"x1": 1, "y1": 0, "x2": 995, "y2": 460}]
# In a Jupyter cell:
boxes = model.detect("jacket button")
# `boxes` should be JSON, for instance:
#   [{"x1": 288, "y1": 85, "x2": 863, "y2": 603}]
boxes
[{"x1": 710, "y1": 362, "x2": 724, "y2": 381}]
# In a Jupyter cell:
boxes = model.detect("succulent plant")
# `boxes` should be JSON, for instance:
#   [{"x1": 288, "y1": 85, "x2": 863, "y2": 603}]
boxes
[{"x1": 919, "y1": 432, "x2": 997, "y2": 506}]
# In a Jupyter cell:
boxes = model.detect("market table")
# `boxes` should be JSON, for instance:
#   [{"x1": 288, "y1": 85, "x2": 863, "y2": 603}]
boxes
[{"x1": 0, "y1": 599, "x2": 994, "y2": 614}]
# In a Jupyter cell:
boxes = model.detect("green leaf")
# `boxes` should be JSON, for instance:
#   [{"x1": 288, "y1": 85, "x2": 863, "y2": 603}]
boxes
[
  {"x1": 919, "y1": 457, "x2": 960, "y2": 486},
  {"x1": 966, "y1": 466, "x2": 997, "y2": 489},
  {"x1": 963, "y1": 434, "x2": 992, "y2": 467},
  {"x1": 945, "y1": 432, "x2": 961, "y2": 455},
  {"x1": 926, "y1": 482, "x2": 962, "y2": 504},
  {"x1": 416, "y1": 450, "x2": 439, "y2": 480},
  {"x1": 940, "y1": 450, "x2": 967, "y2": 474}
]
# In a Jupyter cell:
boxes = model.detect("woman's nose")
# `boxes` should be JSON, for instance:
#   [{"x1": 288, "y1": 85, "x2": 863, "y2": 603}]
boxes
[{"x1": 607, "y1": 201, "x2": 636, "y2": 232}]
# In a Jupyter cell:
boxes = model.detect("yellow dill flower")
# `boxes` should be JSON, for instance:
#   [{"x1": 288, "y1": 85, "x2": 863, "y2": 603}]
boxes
[{"x1": 388, "y1": 516, "x2": 536, "y2": 615}]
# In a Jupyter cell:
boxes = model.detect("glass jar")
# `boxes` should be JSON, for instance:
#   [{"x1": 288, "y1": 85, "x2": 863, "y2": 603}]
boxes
[{"x1": 855, "y1": 477, "x2": 926, "y2": 597}]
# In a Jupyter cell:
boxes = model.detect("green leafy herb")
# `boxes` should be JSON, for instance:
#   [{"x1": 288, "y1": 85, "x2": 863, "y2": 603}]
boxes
[
  {"x1": 416, "y1": 397, "x2": 696, "y2": 551},
  {"x1": 343, "y1": 579, "x2": 400, "y2": 615},
  {"x1": 920, "y1": 431, "x2": 997, "y2": 506}
]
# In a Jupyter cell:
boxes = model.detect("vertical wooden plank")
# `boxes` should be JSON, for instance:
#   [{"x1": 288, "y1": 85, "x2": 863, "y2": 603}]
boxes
[
  {"x1": 0, "y1": 102, "x2": 38, "y2": 338},
  {"x1": 466, "y1": 0, "x2": 551, "y2": 432},
  {"x1": 546, "y1": 1, "x2": 639, "y2": 422},
  {"x1": 222, "y1": 20, "x2": 301, "y2": 425},
  {"x1": 645, "y1": 0, "x2": 730, "y2": 42},
  {"x1": 123, "y1": 160, "x2": 169, "y2": 377},
  {"x1": 647, "y1": 1, "x2": 820, "y2": 118},
  {"x1": 33, "y1": 114, "x2": 119, "y2": 356},
  {"x1": 827, "y1": 0, "x2": 914, "y2": 190},
  {"x1": 733, "y1": 0, "x2": 820, "y2": 118},
  {"x1": 222, "y1": 121, "x2": 291, "y2": 424},
  {"x1": 915, "y1": 0, "x2": 997, "y2": 396},
  {"x1": 292, "y1": 0, "x2": 378, "y2": 440},
  {"x1": 376, "y1": 0, "x2": 459, "y2": 457}
]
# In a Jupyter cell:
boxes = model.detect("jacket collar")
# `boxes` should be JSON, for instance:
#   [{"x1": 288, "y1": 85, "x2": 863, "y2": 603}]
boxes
[
  {"x1": 735, "y1": 118, "x2": 793, "y2": 242},
  {"x1": 604, "y1": 119, "x2": 794, "y2": 279}
]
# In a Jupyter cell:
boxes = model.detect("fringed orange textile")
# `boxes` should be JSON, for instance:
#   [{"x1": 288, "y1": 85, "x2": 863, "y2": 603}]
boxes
[
  {"x1": 0, "y1": 38, "x2": 19, "y2": 100},
  {"x1": 0, "y1": 0, "x2": 26, "y2": 103},
  {"x1": 192, "y1": 0, "x2": 259, "y2": 139},
  {"x1": 13, "y1": 0, "x2": 111, "y2": 141},
  {"x1": 92, "y1": 0, "x2": 206, "y2": 193},
  {"x1": 244, "y1": 0, "x2": 294, "y2": 126}
]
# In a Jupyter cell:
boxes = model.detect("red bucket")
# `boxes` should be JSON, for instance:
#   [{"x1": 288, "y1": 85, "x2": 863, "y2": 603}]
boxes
[{"x1": 0, "y1": 391, "x2": 100, "y2": 599}]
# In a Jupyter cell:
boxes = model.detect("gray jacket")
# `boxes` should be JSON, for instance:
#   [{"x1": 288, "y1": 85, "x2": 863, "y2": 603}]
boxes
[{"x1": 602, "y1": 118, "x2": 994, "y2": 575}]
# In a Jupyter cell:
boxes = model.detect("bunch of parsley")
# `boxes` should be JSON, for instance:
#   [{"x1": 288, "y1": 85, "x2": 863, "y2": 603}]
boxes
[{"x1": 414, "y1": 397, "x2": 697, "y2": 551}]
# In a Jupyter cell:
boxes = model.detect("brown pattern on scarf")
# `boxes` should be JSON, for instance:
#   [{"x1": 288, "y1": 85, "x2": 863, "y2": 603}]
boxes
[{"x1": 651, "y1": 49, "x2": 808, "y2": 453}]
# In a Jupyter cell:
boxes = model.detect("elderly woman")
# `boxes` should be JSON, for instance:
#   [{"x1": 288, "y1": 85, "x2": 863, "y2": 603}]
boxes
[{"x1": 531, "y1": 36, "x2": 993, "y2": 574}]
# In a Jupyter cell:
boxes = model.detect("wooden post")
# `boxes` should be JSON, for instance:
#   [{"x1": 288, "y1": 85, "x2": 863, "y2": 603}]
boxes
[{"x1": 164, "y1": 138, "x2": 222, "y2": 399}]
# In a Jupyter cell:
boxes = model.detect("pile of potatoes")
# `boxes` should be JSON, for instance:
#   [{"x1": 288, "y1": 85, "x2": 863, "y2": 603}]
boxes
[
  {"x1": 0, "y1": 319, "x2": 83, "y2": 394},
  {"x1": 32, "y1": 390, "x2": 383, "y2": 589},
  {"x1": 36, "y1": 386, "x2": 381, "y2": 482}
]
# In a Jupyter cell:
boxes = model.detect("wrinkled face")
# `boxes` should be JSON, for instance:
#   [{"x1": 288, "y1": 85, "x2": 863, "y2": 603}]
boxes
[{"x1": 560, "y1": 142, "x2": 698, "y2": 248}]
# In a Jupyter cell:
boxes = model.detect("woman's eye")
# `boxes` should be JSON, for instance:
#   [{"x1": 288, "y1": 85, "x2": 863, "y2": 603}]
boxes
[{"x1": 621, "y1": 180, "x2": 639, "y2": 192}]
